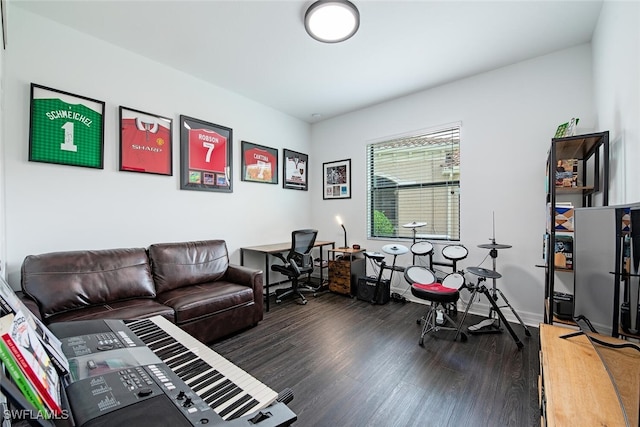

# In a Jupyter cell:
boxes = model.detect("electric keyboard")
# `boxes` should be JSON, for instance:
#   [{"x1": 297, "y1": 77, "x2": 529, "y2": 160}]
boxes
[
  {"x1": 47, "y1": 317, "x2": 296, "y2": 427},
  {"x1": 124, "y1": 316, "x2": 278, "y2": 420}
]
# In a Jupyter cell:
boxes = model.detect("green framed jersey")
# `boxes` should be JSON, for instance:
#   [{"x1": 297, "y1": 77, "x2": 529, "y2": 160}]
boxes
[{"x1": 29, "y1": 84, "x2": 105, "y2": 169}]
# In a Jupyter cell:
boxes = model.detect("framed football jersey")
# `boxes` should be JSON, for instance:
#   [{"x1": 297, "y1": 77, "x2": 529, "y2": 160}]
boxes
[
  {"x1": 119, "y1": 106, "x2": 173, "y2": 176},
  {"x1": 179, "y1": 115, "x2": 233, "y2": 192},
  {"x1": 241, "y1": 141, "x2": 278, "y2": 184},
  {"x1": 283, "y1": 148, "x2": 308, "y2": 191},
  {"x1": 29, "y1": 84, "x2": 105, "y2": 169}
]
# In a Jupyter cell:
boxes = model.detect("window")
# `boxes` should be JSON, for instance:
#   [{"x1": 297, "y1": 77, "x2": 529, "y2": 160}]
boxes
[{"x1": 367, "y1": 124, "x2": 460, "y2": 241}]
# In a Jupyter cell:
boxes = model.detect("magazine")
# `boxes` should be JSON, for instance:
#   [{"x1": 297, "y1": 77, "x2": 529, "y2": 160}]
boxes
[
  {"x1": 0, "y1": 276, "x2": 68, "y2": 375},
  {"x1": 0, "y1": 322, "x2": 49, "y2": 417},
  {"x1": 0, "y1": 310, "x2": 62, "y2": 416}
]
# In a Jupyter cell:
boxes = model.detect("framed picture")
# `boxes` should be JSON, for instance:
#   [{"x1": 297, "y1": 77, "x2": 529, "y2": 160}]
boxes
[
  {"x1": 119, "y1": 106, "x2": 173, "y2": 176},
  {"x1": 283, "y1": 149, "x2": 308, "y2": 191},
  {"x1": 323, "y1": 159, "x2": 351, "y2": 199},
  {"x1": 179, "y1": 115, "x2": 232, "y2": 192},
  {"x1": 241, "y1": 141, "x2": 278, "y2": 184},
  {"x1": 29, "y1": 83, "x2": 105, "y2": 169}
]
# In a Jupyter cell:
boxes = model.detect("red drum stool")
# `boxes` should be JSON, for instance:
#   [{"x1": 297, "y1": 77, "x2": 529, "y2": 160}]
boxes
[{"x1": 406, "y1": 266, "x2": 467, "y2": 346}]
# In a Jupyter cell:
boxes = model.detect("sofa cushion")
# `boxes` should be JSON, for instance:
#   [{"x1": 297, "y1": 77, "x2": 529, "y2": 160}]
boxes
[
  {"x1": 156, "y1": 281, "x2": 254, "y2": 324},
  {"x1": 44, "y1": 299, "x2": 175, "y2": 324},
  {"x1": 21, "y1": 248, "x2": 156, "y2": 320},
  {"x1": 149, "y1": 240, "x2": 229, "y2": 294}
]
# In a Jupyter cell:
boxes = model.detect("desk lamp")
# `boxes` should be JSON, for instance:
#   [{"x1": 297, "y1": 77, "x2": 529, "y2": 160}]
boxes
[{"x1": 336, "y1": 215, "x2": 348, "y2": 248}]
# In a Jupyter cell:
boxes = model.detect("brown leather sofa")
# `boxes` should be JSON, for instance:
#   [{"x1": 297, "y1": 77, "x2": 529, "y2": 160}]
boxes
[{"x1": 19, "y1": 240, "x2": 264, "y2": 344}]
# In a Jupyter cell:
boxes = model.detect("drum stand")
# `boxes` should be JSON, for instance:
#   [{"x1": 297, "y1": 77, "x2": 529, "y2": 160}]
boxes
[
  {"x1": 369, "y1": 245, "x2": 407, "y2": 305},
  {"x1": 469, "y1": 239, "x2": 531, "y2": 338},
  {"x1": 456, "y1": 269, "x2": 524, "y2": 349},
  {"x1": 403, "y1": 221, "x2": 427, "y2": 265}
]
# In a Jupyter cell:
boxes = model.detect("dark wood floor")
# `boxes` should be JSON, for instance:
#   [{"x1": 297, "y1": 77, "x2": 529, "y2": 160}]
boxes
[{"x1": 212, "y1": 292, "x2": 540, "y2": 427}]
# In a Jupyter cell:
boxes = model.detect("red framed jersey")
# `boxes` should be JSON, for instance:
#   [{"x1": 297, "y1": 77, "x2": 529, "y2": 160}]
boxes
[
  {"x1": 188, "y1": 128, "x2": 227, "y2": 173},
  {"x1": 121, "y1": 118, "x2": 171, "y2": 174}
]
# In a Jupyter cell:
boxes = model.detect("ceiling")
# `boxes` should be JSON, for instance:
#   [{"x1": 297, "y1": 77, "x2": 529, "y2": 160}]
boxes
[{"x1": 13, "y1": 0, "x2": 604, "y2": 123}]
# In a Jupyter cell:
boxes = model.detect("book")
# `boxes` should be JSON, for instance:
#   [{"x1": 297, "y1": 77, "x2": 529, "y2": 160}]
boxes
[
  {"x1": 555, "y1": 158, "x2": 578, "y2": 187},
  {"x1": 554, "y1": 118, "x2": 580, "y2": 138},
  {"x1": 554, "y1": 122, "x2": 568, "y2": 138},
  {"x1": 0, "y1": 323, "x2": 49, "y2": 418},
  {"x1": 0, "y1": 310, "x2": 62, "y2": 416},
  {"x1": 554, "y1": 235, "x2": 574, "y2": 270},
  {"x1": 0, "y1": 276, "x2": 68, "y2": 376},
  {"x1": 554, "y1": 203, "x2": 574, "y2": 232}
]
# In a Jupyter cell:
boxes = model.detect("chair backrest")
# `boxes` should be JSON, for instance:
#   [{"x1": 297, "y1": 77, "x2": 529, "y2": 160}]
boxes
[{"x1": 289, "y1": 229, "x2": 318, "y2": 268}]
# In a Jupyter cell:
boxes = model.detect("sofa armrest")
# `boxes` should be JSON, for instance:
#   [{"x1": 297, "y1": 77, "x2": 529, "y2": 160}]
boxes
[
  {"x1": 16, "y1": 291, "x2": 43, "y2": 322},
  {"x1": 224, "y1": 264, "x2": 263, "y2": 315}
]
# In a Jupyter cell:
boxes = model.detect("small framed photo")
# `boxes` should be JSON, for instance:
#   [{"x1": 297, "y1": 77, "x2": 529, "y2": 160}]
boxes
[
  {"x1": 283, "y1": 149, "x2": 308, "y2": 191},
  {"x1": 119, "y1": 106, "x2": 173, "y2": 176},
  {"x1": 29, "y1": 83, "x2": 105, "y2": 169},
  {"x1": 180, "y1": 115, "x2": 233, "y2": 193},
  {"x1": 241, "y1": 141, "x2": 278, "y2": 184},
  {"x1": 323, "y1": 159, "x2": 351, "y2": 199}
]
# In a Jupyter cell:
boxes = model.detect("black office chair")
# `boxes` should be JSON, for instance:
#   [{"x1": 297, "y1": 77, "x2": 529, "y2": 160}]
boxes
[{"x1": 271, "y1": 229, "x2": 318, "y2": 305}]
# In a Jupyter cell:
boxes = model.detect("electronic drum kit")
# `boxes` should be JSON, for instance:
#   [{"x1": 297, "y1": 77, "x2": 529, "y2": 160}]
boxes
[{"x1": 365, "y1": 219, "x2": 530, "y2": 349}]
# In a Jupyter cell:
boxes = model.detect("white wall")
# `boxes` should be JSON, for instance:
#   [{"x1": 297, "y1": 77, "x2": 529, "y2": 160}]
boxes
[
  {"x1": 2, "y1": 4, "x2": 637, "y2": 328},
  {"x1": 592, "y1": 0, "x2": 640, "y2": 205},
  {"x1": 1, "y1": 7, "x2": 313, "y2": 287},
  {"x1": 309, "y1": 45, "x2": 597, "y2": 325}
]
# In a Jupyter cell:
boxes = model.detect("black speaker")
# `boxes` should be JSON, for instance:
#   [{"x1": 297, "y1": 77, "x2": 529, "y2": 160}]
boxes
[
  {"x1": 553, "y1": 291, "x2": 573, "y2": 320},
  {"x1": 357, "y1": 276, "x2": 390, "y2": 305}
]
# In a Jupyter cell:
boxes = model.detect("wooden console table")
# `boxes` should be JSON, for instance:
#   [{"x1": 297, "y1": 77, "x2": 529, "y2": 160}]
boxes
[
  {"x1": 539, "y1": 323, "x2": 639, "y2": 426},
  {"x1": 240, "y1": 240, "x2": 335, "y2": 311}
]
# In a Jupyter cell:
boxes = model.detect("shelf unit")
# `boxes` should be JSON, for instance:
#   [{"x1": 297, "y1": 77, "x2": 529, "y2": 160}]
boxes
[
  {"x1": 544, "y1": 131, "x2": 609, "y2": 325},
  {"x1": 612, "y1": 207, "x2": 640, "y2": 340}
]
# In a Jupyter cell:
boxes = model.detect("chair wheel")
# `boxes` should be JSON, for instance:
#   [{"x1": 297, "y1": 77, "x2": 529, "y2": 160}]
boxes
[
  {"x1": 276, "y1": 299, "x2": 282, "y2": 304},
  {"x1": 418, "y1": 338, "x2": 424, "y2": 346},
  {"x1": 460, "y1": 333, "x2": 468, "y2": 342},
  {"x1": 416, "y1": 318, "x2": 421, "y2": 325},
  {"x1": 525, "y1": 329, "x2": 532, "y2": 337}
]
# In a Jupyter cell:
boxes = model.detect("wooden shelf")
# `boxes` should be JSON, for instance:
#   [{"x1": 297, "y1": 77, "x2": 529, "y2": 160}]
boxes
[
  {"x1": 552, "y1": 132, "x2": 607, "y2": 160},
  {"x1": 618, "y1": 327, "x2": 640, "y2": 341},
  {"x1": 555, "y1": 185, "x2": 594, "y2": 194},
  {"x1": 536, "y1": 264, "x2": 573, "y2": 273},
  {"x1": 552, "y1": 315, "x2": 577, "y2": 326}
]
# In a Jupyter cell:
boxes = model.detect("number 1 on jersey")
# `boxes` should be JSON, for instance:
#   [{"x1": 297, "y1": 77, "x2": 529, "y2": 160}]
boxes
[{"x1": 60, "y1": 122, "x2": 78, "y2": 152}]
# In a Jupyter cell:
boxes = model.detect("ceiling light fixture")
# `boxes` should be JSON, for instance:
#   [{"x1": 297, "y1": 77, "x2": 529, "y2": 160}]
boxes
[{"x1": 304, "y1": 0, "x2": 360, "y2": 43}]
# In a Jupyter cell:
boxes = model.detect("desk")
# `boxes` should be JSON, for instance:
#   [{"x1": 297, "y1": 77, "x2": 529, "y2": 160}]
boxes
[{"x1": 240, "y1": 240, "x2": 335, "y2": 311}]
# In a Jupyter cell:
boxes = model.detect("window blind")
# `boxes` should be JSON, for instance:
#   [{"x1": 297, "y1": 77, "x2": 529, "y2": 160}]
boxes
[{"x1": 367, "y1": 126, "x2": 461, "y2": 241}]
